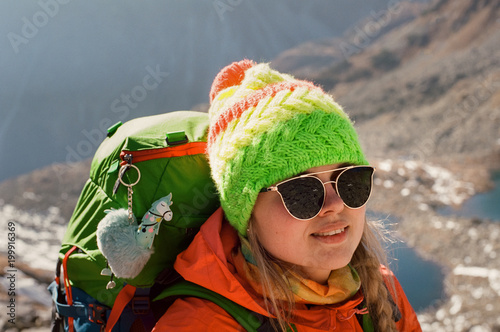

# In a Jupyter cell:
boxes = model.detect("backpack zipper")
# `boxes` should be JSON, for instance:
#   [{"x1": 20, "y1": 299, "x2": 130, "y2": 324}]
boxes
[
  {"x1": 119, "y1": 141, "x2": 207, "y2": 166},
  {"x1": 112, "y1": 142, "x2": 207, "y2": 195}
]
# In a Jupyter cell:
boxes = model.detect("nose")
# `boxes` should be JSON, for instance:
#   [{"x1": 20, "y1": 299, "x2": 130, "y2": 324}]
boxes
[{"x1": 318, "y1": 182, "x2": 344, "y2": 216}]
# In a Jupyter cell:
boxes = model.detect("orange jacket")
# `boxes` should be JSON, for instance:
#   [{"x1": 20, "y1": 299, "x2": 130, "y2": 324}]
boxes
[{"x1": 153, "y1": 208, "x2": 422, "y2": 331}]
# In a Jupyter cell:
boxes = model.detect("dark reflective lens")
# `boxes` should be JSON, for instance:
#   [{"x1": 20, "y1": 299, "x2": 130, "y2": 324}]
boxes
[
  {"x1": 277, "y1": 177, "x2": 323, "y2": 220},
  {"x1": 336, "y1": 166, "x2": 374, "y2": 208}
]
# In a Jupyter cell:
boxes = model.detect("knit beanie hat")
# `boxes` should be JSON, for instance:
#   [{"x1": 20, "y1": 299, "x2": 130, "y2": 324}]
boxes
[{"x1": 207, "y1": 59, "x2": 368, "y2": 236}]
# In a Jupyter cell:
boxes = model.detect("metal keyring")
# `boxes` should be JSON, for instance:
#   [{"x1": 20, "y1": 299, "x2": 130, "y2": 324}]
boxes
[{"x1": 119, "y1": 164, "x2": 141, "y2": 187}]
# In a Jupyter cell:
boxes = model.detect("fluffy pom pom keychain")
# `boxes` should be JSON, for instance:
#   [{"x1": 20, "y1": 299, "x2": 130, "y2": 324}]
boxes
[
  {"x1": 96, "y1": 164, "x2": 173, "y2": 284},
  {"x1": 96, "y1": 208, "x2": 150, "y2": 280}
]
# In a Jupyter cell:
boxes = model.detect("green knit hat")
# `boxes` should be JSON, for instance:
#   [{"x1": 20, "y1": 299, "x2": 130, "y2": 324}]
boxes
[{"x1": 207, "y1": 59, "x2": 368, "y2": 236}]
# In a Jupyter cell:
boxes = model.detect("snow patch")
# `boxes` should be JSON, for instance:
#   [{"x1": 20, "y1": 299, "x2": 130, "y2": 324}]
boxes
[
  {"x1": 0, "y1": 269, "x2": 52, "y2": 307},
  {"x1": 0, "y1": 203, "x2": 65, "y2": 271},
  {"x1": 383, "y1": 179, "x2": 394, "y2": 188},
  {"x1": 453, "y1": 265, "x2": 500, "y2": 296},
  {"x1": 378, "y1": 159, "x2": 393, "y2": 172},
  {"x1": 449, "y1": 295, "x2": 462, "y2": 315}
]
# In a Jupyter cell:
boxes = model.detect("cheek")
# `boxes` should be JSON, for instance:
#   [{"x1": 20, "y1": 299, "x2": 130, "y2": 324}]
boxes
[
  {"x1": 252, "y1": 194, "x2": 303, "y2": 257},
  {"x1": 254, "y1": 204, "x2": 292, "y2": 244},
  {"x1": 349, "y1": 208, "x2": 366, "y2": 243},
  {"x1": 253, "y1": 193, "x2": 289, "y2": 225},
  {"x1": 256, "y1": 221, "x2": 303, "y2": 263}
]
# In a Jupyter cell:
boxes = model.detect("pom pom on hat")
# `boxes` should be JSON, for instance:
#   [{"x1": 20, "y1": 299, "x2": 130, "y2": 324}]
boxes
[
  {"x1": 207, "y1": 60, "x2": 368, "y2": 236},
  {"x1": 209, "y1": 59, "x2": 255, "y2": 102}
]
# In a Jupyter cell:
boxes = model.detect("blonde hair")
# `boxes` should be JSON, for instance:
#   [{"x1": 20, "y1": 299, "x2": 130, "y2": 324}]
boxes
[{"x1": 247, "y1": 217, "x2": 398, "y2": 332}]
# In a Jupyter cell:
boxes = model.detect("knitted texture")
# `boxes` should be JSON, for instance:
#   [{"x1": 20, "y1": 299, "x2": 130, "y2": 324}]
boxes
[{"x1": 207, "y1": 60, "x2": 368, "y2": 236}]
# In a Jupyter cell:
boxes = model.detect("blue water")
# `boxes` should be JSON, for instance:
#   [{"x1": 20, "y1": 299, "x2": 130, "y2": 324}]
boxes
[
  {"x1": 437, "y1": 171, "x2": 500, "y2": 221},
  {"x1": 385, "y1": 170, "x2": 500, "y2": 312},
  {"x1": 387, "y1": 241, "x2": 445, "y2": 312},
  {"x1": 366, "y1": 211, "x2": 445, "y2": 312}
]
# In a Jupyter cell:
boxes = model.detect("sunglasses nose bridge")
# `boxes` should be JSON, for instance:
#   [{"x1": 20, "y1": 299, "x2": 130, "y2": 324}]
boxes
[
  {"x1": 317, "y1": 179, "x2": 345, "y2": 216},
  {"x1": 321, "y1": 179, "x2": 343, "y2": 202},
  {"x1": 322, "y1": 180, "x2": 337, "y2": 195}
]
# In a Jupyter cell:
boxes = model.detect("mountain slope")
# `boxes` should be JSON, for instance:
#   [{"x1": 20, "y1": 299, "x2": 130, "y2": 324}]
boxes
[{"x1": 273, "y1": 0, "x2": 500, "y2": 167}]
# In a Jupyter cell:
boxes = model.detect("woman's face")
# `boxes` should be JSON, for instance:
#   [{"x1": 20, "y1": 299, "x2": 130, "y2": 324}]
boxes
[{"x1": 251, "y1": 164, "x2": 366, "y2": 284}]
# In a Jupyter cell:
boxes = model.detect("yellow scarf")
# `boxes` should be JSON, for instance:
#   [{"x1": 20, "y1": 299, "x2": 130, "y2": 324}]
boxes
[{"x1": 236, "y1": 237, "x2": 361, "y2": 305}]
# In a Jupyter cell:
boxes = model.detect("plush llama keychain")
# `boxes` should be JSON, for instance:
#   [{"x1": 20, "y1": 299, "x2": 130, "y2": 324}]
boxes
[
  {"x1": 136, "y1": 194, "x2": 173, "y2": 249},
  {"x1": 96, "y1": 164, "x2": 173, "y2": 282}
]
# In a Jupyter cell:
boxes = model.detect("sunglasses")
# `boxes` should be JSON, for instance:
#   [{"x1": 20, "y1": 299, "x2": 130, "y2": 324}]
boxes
[{"x1": 260, "y1": 165, "x2": 375, "y2": 220}]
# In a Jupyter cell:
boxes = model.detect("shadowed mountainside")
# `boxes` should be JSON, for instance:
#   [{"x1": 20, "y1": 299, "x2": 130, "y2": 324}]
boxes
[{"x1": 273, "y1": 0, "x2": 500, "y2": 167}]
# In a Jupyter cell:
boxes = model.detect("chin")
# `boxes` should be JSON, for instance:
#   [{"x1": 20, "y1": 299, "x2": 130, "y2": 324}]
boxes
[{"x1": 325, "y1": 253, "x2": 355, "y2": 271}]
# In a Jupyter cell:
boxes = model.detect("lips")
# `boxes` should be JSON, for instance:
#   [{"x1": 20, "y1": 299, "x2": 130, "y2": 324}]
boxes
[
  {"x1": 313, "y1": 228, "x2": 345, "y2": 236},
  {"x1": 311, "y1": 221, "x2": 349, "y2": 236},
  {"x1": 311, "y1": 223, "x2": 349, "y2": 244}
]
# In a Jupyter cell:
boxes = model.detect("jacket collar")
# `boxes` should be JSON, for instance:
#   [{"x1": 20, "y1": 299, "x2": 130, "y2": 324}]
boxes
[{"x1": 173, "y1": 208, "x2": 366, "y2": 330}]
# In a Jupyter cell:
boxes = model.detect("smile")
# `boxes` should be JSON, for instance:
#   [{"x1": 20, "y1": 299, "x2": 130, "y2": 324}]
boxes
[{"x1": 313, "y1": 228, "x2": 345, "y2": 236}]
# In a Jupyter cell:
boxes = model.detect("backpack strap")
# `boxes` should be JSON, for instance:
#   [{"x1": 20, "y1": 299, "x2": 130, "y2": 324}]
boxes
[
  {"x1": 106, "y1": 285, "x2": 157, "y2": 332},
  {"x1": 154, "y1": 280, "x2": 297, "y2": 332},
  {"x1": 51, "y1": 246, "x2": 155, "y2": 332},
  {"x1": 155, "y1": 280, "x2": 262, "y2": 331},
  {"x1": 355, "y1": 300, "x2": 374, "y2": 332},
  {"x1": 105, "y1": 284, "x2": 136, "y2": 332},
  {"x1": 62, "y1": 246, "x2": 78, "y2": 332},
  {"x1": 355, "y1": 284, "x2": 402, "y2": 332}
]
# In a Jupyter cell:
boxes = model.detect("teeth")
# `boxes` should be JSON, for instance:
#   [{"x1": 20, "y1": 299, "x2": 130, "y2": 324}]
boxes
[{"x1": 315, "y1": 228, "x2": 345, "y2": 236}]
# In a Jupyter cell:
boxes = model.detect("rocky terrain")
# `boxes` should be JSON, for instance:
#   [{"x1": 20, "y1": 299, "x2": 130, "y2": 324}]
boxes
[
  {"x1": 1, "y1": 0, "x2": 500, "y2": 331},
  {"x1": 371, "y1": 159, "x2": 500, "y2": 331},
  {"x1": 273, "y1": 0, "x2": 500, "y2": 165}
]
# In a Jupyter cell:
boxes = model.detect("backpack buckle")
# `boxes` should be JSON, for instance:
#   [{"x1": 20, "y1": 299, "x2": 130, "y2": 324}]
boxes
[
  {"x1": 131, "y1": 296, "x2": 150, "y2": 315},
  {"x1": 165, "y1": 131, "x2": 188, "y2": 146},
  {"x1": 88, "y1": 303, "x2": 108, "y2": 325}
]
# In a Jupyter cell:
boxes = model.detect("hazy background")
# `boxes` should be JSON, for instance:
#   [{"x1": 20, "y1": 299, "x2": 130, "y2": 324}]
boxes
[{"x1": 0, "y1": 0, "x2": 403, "y2": 182}]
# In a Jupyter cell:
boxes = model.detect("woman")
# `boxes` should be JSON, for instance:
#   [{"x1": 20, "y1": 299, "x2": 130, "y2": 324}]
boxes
[{"x1": 153, "y1": 60, "x2": 421, "y2": 331}]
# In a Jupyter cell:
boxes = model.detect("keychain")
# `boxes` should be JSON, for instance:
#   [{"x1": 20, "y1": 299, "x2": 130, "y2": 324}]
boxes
[
  {"x1": 96, "y1": 163, "x2": 152, "y2": 282},
  {"x1": 119, "y1": 163, "x2": 141, "y2": 224},
  {"x1": 96, "y1": 162, "x2": 174, "y2": 283}
]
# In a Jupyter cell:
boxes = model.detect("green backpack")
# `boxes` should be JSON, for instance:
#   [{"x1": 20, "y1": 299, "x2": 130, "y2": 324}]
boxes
[{"x1": 49, "y1": 111, "x2": 223, "y2": 331}]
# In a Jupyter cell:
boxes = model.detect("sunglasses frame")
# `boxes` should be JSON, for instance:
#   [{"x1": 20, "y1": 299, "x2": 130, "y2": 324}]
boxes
[{"x1": 260, "y1": 165, "x2": 376, "y2": 220}]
